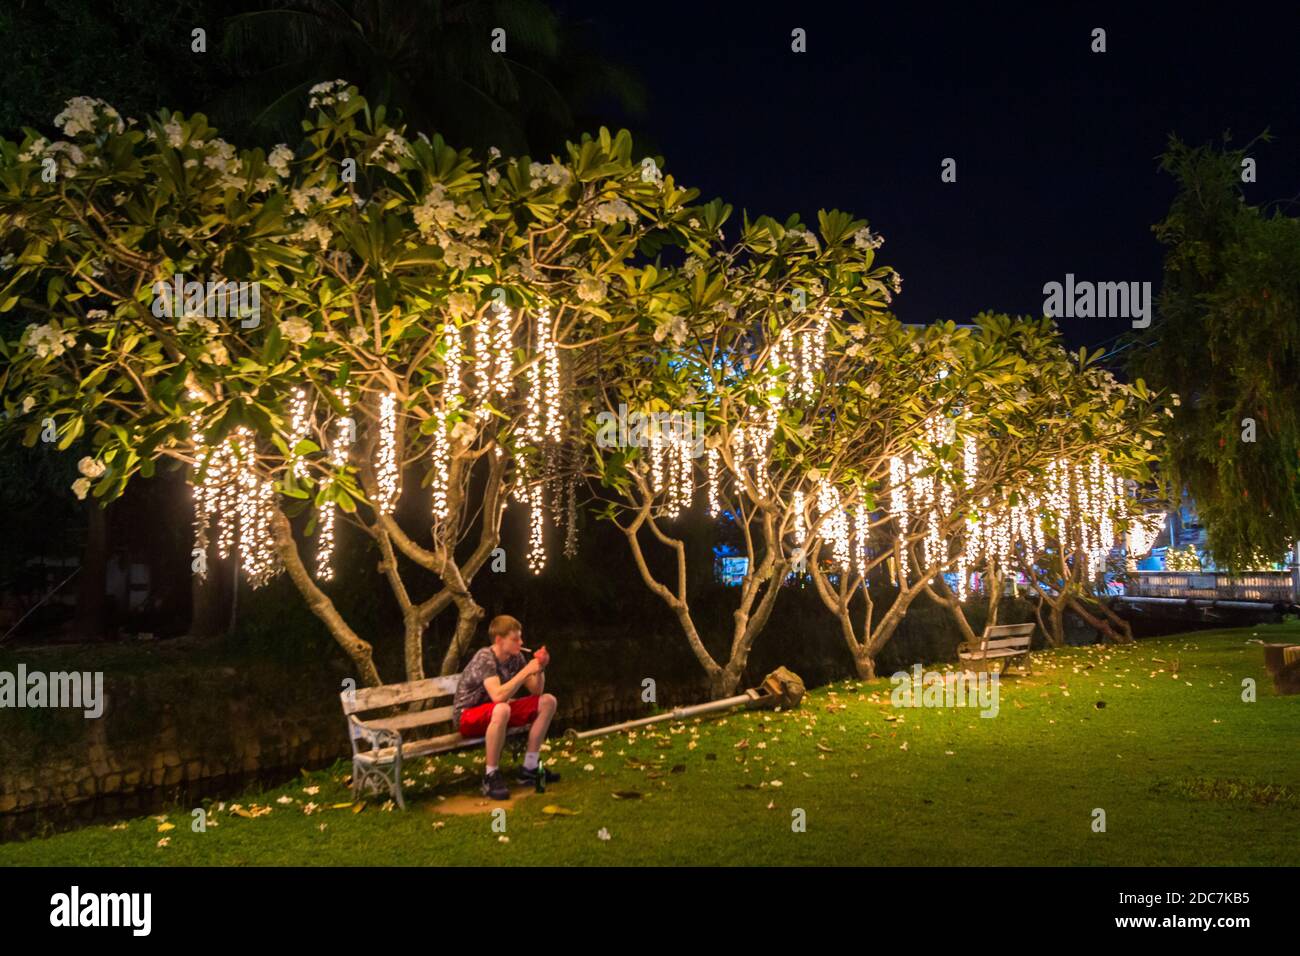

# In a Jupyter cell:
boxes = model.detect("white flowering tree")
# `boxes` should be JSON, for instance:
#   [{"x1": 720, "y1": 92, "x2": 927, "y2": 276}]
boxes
[
  {"x1": 916, "y1": 331, "x2": 1165, "y2": 647},
  {"x1": 583, "y1": 209, "x2": 934, "y2": 696},
  {"x1": 0, "y1": 88, "x2": 715, "y2": 685}
]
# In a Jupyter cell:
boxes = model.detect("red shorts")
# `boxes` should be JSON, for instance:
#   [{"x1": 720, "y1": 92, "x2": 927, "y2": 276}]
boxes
[{"x1": 457, "y1": 695, "x2": 541, "y2": 738}]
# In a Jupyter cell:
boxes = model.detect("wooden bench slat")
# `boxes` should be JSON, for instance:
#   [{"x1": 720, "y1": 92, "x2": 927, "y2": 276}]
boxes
[
  {"x1": 354, "y1": 726, "x2": 529, "y2": 764},
  {"x1": 984, "y1": 624, "x2": 1035, "y2": 637},
  {"x1": 341, "y1": 675, "x2": 460, "y2": 714},
  {"x1": 361, "y1": 706, "x2": 455, "y2": 733},
  {"x1": 983, "y1": 637, "x2": 1032, "y2": 650}
]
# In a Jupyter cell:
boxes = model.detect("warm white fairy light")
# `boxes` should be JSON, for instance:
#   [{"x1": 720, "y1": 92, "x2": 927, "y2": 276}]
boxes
[
  {"x1": 1127, "y1": 512, "x2": 1165, "y2": 560},
  {"x1": 376, "y1": 391, "x2": 400, "y2": 514},
  {"x1": 474, "y1": 309, "x2": 493, "y2": 419},
  {"x1": 773, "y1": 310, "x2": 830, "y2": 403},
  {"x1": 233, "y1": 427, "x2": 278, "y2": 588},
  {"x1": 430, "y1": 411, "x2": 450, "y2": 522},
  {"x1": 188, "y1": 406, "x2": 280, "y2": 588},
  {"x1": 444, "y1": 323, "x2": 463, "y2": 408},
  {"x1": 527, "y1": 480, "x2": 546, "y2": 573},
  {"x1": 288, "y1": 387, "x2": 310, "y2": 480},
  {"x1": 493, "y1": 304, "x2": 513, "y2": 400},
  {"x1": 540, "y1": 308, "x2": 561, "y2": 443},
  {"x1": 316, "y1": 391, "x2": 353, "y2": 581},
  {"x1": 889, "y1": 455, "x2": 911, "y2": 581},
  {"x1": 791, "y1": 489, "x2": 806, "y2": 550},
  {"x1": 854, "y1": 503, "x2": 868, "y2": 580},
  {"x1": 706, "y1": 447, "x2": 720, "y2": 517}
]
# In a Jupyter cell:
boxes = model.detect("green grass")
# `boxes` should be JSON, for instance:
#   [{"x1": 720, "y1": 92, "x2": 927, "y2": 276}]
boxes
[{"x1": 3, "y1": 623, "x2": 1298, "y2": 866}]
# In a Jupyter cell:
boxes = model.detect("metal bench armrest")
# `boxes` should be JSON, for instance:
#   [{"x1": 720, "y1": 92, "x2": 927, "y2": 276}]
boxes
[{"x1": 347, "y1": 714, "x2": 400, "y2": 755}]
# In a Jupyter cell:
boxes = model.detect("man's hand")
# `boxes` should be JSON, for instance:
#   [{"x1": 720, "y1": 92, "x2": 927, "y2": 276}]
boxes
[{"x1": 521, "y1": 658, "x2": 542, "y2": 678}]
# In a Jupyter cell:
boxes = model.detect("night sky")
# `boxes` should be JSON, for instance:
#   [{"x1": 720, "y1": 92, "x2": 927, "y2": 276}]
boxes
[{"x1": 561, "y1": 3, "x2": 1300, "y2": 350}]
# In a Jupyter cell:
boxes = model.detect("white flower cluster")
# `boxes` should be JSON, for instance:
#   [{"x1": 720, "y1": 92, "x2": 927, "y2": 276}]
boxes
[
  {"x1": 308, "y1": 79, "x2": 351, "y2": 109},
  {"x1": 267, "y1": 144, "x2": 293, "y2": 177},
  {"x1": 653, "y1": 314, "x2": 689, "y2": 346},
  {"x1": 202, "y1": 138, "x2": 245, "y2": 188},
  {"x1": 161, "y1": 118, "x2": 186, "y2": 148},
  {"x1": 71, "y1": 456, "x2": 107, "y2": 500},
  {"x1": 593, "y1": 198, "x2": 637, "y2": 226},
  {"x1": 889, "y1": 272, "x2": 903, "y2": 294},
  {"x1": 54, "y1": 97, "x2": 124, "y2": 137},
  {"x1": 528, "y1": 161, "x2": 572, "y2": 190},
  {"x1": 280, "y1": 318, "x2": 313, "y2": 345},
  {"x1": 288, "y1": 184, "x2": 334, "y2": 213},
  {"x1": 296, "y1": 220, "x2": 333, "y2": 250},
  {"x1": 793, "y1": 229, "x2": 820, "y2": 251},
  {"x1": 22, "y1": 322, "x2": 75, "y2": 358},
  {"x1": 370, "y1": 128, "x2": 411, "y2": 173},
  {"x1": 413, "y1": 184, "x2": 482, "y2": 244},
  {"x1": 852, "y1": 227, "x2": 885, "y2": 251},
  {"x1": 19, "y1": 137, "x2": 89, "y2": 175}
]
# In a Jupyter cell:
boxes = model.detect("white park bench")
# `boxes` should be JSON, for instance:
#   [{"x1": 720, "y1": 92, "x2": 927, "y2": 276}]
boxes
[
  {"x1": 340, "y1": 674, "x2": 528, "y2": 809},
  {"x1": 956, "y1": 622, "x2": 1036, "y2": 675}
]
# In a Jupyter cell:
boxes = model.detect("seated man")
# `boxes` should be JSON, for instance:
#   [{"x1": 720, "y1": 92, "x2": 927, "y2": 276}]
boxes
[{"x1": 452, "y1": 614, "x2": 560, "y2": 799}]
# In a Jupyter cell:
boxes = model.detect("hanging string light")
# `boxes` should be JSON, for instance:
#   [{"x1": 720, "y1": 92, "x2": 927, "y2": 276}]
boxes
[
  {"x1": 492, "y1": 304, "x2": 513, "y2": 400},
  {"x1": 430, "y1": 411, "x2": 450, "y2": 522},
  {"x1": 791, "y1": 489, "x2": 806, "y2": 552},
  {"x1": 889, "y1": 455, "x2": 911, "y2": 581},
  {"x1": 444, "y1": 323, "x2": 462, "y2": 408},
  {"x1": 376, "y1": 391, "x2": 400, "y2": 514},
  {"x1": 233, "y1": 427, "x2": 279, "y2": 588},
  {"x1": 540, "y1": 308, "x2": 561, "y2": 443},
  {"x1": 527, "y1": 479, "x2": 546, "y2": 573},
  {"x1": 706, "y1": 447, "x2": 720, "y2": 517},
  {"x1": 287, "y1": 387, "x2": 310, "y2": 480},
  {"x1": 775, "y1": 310, "x2": 830, "y2": 402},
  {"x1": 854, "y1": 503, "x2": 868, "y2": 581},
  {"x1": 316, "y1": 391, "x2": 353, "y2": 580}
]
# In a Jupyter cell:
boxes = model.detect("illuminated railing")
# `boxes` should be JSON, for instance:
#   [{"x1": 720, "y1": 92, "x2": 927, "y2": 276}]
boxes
[{"x1": 1128, "y1": 571, "x2": 1296, "y2": 602}]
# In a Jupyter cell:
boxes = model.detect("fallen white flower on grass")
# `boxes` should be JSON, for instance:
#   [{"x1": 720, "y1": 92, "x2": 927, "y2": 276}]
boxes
[
  {"x1": 156, "y1": 838, "x2": 170, "y2": 848},
  {"x1": 770, "y1": 780, "x2": 783, "y2": 788},
  {"x1": 597, "y1": 828, "x2": 611, "y2": 841},
  {"x1": 276, "y1": 795, "x2": 293, "y2": 805},
  {"x1": 499, "y1": 835, "x2": 510, "y2": 844},
  {"x1": 303, "y1": 785, "x2": 320, "y2": 795},
  {"x1": 583, "y1": 763, "x2": 595, "y2": 772},
  {"x1": 452, "y1": 765, "x2": 465, "y2": 775},
  {"x1": 318, "y1": 823, "x2": 327, "y2": 832}
]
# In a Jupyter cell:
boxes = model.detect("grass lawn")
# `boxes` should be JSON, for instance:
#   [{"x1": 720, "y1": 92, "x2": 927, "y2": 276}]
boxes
[{"x1": 3, "y1": 623, "x2": 1298, "y2": 866}]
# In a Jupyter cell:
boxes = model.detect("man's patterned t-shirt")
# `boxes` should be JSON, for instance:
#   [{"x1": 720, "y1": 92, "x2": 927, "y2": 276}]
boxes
[{"x1": 453, "y1": 646, "x2": 525, "y2": 726}]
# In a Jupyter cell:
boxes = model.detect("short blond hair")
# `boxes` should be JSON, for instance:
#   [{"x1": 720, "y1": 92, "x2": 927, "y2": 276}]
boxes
[{"x1": 488, "y1": 614, "x2": 522, "y2": 640}]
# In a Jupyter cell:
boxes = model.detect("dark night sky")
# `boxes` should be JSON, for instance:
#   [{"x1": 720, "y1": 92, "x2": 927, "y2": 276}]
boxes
[{"x1": 560, "y1": 3, "x2": 1300, "y2": 351}]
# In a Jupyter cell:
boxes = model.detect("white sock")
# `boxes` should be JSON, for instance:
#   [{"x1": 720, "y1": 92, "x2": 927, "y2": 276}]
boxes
[
  {"x1": 523, "y1": 751, "x2": 540, "y2": 771},
  {"x1": 485, "y1": 764, "x2": 498, "y2": 775}
]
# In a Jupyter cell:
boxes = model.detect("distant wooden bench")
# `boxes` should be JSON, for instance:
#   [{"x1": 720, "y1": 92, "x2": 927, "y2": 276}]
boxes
[
  {"x1": 957, "y1": 622, "x2": 1035, "y2": 675},
  {"x1": 1262, "y1": 643, "x2": 1300, "y2": 695},
  {"x1": 340, "y1": 675, "x2": 528, "y2": 809}
]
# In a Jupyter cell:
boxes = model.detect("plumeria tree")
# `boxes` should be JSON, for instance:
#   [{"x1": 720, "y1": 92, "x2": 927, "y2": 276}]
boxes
[
  {"x1": 923, "y1": 336, "x2": 1165, "y2": 647},
  {"x1": 0, "y1": 87, "x2": 715, "y2": 684},
  {"x1": 584, "y1": 207, "x2": 926, "y2": 696}
]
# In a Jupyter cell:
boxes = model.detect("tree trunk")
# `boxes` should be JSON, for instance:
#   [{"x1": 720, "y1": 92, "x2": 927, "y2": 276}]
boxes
[
  {"x1": 439, "y1": 599, "x2": 485, "y2": 675},
  {"x1": 1069, "y1": 595, "x2": 1134, "y2": 644},
  {"x1": 1046, "y1": 600, "x2": 1066, "y2": 647},
  {"x1": 270, "y1": 507, "x2": 381, "y2": 686},
  {"x1": 73, "y1": 499, "x2": 110, "y2": 641}
]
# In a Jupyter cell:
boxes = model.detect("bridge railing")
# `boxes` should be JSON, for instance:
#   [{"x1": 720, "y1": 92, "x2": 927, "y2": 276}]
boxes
[{"x1": 1127, "y1": 570, "x2": 1297, "y2": 602}]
